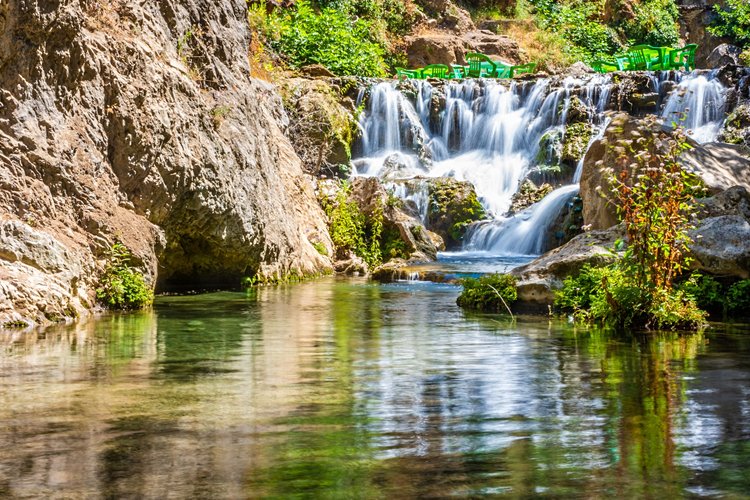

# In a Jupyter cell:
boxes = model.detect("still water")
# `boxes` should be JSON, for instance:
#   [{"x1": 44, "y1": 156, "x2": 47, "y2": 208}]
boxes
[{"x1": 1, "y1": 278, "x2": 749, "y2": 498}]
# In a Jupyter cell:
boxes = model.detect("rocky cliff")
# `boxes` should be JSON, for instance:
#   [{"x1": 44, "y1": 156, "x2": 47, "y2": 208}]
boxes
[{"x1": 0, "y1": 0, "x2": 332, "y2": 327}]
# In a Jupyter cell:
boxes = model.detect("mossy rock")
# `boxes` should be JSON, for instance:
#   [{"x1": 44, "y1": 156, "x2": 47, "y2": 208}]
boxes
[
  {"x1": 279, "y1": 78, "x2": 357, "y2": 177},
  {"x1": 561, "y1": 122, "x2": 593, "y2": 165},
  {"x1": 718, "y1": 104, "x2": 750, "y2": 149},
  {"x1": 510, "y1": 180, "x2": 554, "y2": 213},
  {"x1": 427, "y1": 178, "x2": 486, "y2": 248}
]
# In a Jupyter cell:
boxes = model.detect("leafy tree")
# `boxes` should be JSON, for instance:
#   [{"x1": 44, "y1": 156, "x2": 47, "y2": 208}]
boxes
[{"x1": 709, "y1": 0, "x2": 750, "y2": 48}]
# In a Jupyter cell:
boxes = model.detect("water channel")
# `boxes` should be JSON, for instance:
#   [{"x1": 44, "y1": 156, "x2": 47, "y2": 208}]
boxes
[{"x1": 1, "y1": 278, "x2": 749, "y2": 497}]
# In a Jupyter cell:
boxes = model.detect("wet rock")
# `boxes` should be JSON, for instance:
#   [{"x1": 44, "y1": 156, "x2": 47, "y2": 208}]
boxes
[
  {"x1": 718, "y1": 104, "x2": 750, "y2": 150},
  {"x1": 561, "y1": 122, "x2": 594, "y2": 165},
  {"x1": 510, "y1": 181, "x2": 553, "y2": 213}
]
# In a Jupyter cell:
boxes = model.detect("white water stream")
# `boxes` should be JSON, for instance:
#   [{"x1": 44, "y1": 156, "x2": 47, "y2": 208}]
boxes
[{"x1": 353, "y1": 71, "x2": 727, "y2": 259}]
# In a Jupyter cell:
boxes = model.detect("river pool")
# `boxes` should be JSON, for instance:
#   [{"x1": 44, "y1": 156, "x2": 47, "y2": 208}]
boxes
[{"x1": 1, "y1": 278, "x2": 749, "y2": 498}]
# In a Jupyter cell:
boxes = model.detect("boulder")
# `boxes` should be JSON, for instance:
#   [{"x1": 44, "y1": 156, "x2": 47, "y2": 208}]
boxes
[
  {"x1": 349, "y1": 177, "x2": 444, "y2": 263},
  {"x1": 568, "y1": 61, "x2": 596, "y2": 76},
  {"x1": 706, "y1": 43, "x2": 743, "y2": 69},
  {"x1": 511, "y1": 226, "x2": 624, "y2": 306},
  {"x1": 404, "y1": 31, "x2": 523, "y2": 68},
  {"x1": 580, "y1": 113, "x2": 750, "y2": 231},
  {"x1": 718, "y1": 104, "x2": 750, "y2": 150},
  {"x1": 680, "y1": 142, "x2": 750, "y2": 193},
  {"x1": 689, "y1": 186, "x2": 750, "y2": 279},
  {"x1": 414, "y1": 0, "x2": 475, "y2": 32},
  {"x1": 426, "y1": 178, "x2": 486, "y2": 248},
  {"x1": 278, "y1": 78, "x2": 356, "y2": 177}
]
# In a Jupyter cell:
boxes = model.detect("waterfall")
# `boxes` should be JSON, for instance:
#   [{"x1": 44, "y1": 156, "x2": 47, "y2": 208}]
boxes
[
  {"x1": 465, "y1": 185, "x2": 581, "y2": 256},
  {"x1": 352, "y1": 70, "x2": 729, "y2": 260},
  {"x1": 661, "y1": 71, "x2": 726, "y2": 143}
]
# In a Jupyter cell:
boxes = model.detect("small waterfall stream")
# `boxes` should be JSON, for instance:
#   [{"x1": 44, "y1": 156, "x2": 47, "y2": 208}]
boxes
[{"x1": 353, "y1": 71, "x2": 728, "y2": 262}]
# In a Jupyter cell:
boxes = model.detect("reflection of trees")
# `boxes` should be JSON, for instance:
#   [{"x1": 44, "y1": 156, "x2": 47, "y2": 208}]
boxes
[{"x1": 550, "y1": 329, "x2": 707, "y2": 496}]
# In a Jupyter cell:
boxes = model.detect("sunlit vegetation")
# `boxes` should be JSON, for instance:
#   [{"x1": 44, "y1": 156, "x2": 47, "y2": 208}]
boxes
[
  {"x1": 556, "y1": 123, "x2": 708, "y2": 330},
  {"x1": 96, "y1": 243, "x2": 154, "y2": 311}
]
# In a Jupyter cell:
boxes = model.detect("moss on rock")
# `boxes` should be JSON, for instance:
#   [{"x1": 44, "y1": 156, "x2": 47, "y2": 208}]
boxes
[
  {"x1": 427, "y1": 178, "x2": 486, "y2": 248},
  {"x1": 561, "y1": 122, "x2": 593, "y2": 165}
]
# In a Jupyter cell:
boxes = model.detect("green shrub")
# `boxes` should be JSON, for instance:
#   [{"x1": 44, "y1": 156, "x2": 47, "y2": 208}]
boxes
[
  {"x1": 531, "y1": 0, "x2": 618, "y2": 62},
  {"x1": 678, "y1": 273, "x2": 725, "y2": 316},
  {"x1": 457, "y1": 274, "x2": 517, "y2": 313},
  {"x1": 727, "y1": 280, "x2": 750, "y2": 316},
  {"x1": 96, "y1": 243, "x2": 154, "y2": 310},
  {"x1": 256, "y1": 0, "x2": 388, "y2": 77},
  {"x1": 555, "y1": 264, "x2": 613, "y2": 319},
  {"x1": 556, "y1": 122, "x2": 707, "y2": 331},
  {"x1": 709, "y1": 0, "x2": 750, "y2": 48},
  {"x1": 320, "y1": 182, "x2": 384, "y2": 267}
]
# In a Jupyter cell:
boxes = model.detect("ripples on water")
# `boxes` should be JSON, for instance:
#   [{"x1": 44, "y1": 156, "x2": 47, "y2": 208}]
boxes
[{"x1": 1, "y1": 278, "x2": 749, "y2": 498}]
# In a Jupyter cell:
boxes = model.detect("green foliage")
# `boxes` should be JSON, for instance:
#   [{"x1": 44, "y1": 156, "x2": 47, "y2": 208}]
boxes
[
  {"x1": 312, "y1": 241, "x2": 329, "y2": 256},
  {"x1": 528, "y1": 0, "x2": 680, "y2": 63},
  {"x1": 555, "y1": 124, "x2": 707, "y2": 331},
  {"x1": 3, "y1": 320, "x2": 29, "y2": 329},
  {"x1": 530, "y1": 0, "x2": 619, "y2": 62},
  {"x1": 428, "y1": 180, "x2": 486, "y2": 245},
  {"x1": 609, "y1": 119, "x2": 699, "y2": 291},
  {"x1": 555, "y1": 264, "x2": 613, "y2": 319},
  {"x1": 742, "y1": 48, "x2": 750, "y2": 65},
  {"x1": 555, "y1": 265, "x2": 706, "y2": 330},
  {"x1": 252, "y1": 0, "x2": 388, "y2": 77},
  {"x1": 709, "y1": 0, "x2": 750, "y2": 48},
  {"x1": 457, "y1": 274, "x2": 518, "y2": 313},
  {"x1": 320, "y1": 182, "x2": 385, "y2": 267},
  {"x1": 727, "y1": 280, "x2": 750, "y2": 316},
  {"x1": 678, "y1": 273, "x2": 725, "y2": 316},
  {"x1": 625, "y1": 0, "x2": 680, "y2": 47},
  {"x1": 96, "y1": 243, "x2": 154, "y2": 311}
]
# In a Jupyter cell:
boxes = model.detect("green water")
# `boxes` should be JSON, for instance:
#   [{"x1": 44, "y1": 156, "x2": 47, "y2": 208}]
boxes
[{"x1": 1, "y1": 278, "x2": 749, "y2": 498}]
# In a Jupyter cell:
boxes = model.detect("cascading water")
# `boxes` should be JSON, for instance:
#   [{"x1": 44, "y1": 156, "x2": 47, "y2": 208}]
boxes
[
  {"x1": 661, "y1": 71, "x2": 726, "y2": 143},
  {"x1": 352, "y1": 70, "x2": 728, "y2": 264}
]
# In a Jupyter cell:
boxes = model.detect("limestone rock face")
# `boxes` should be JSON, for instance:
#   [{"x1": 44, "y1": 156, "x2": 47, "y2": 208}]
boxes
[
  {"x1": 278, "y1": 77, "x2": 357, "y2": 177},
  {"x1": 404, "y1": 31, "x2": 523, "y2": 68},
  {"x1": 0, "y1": 1, "x2": 332, "y2": 326}
]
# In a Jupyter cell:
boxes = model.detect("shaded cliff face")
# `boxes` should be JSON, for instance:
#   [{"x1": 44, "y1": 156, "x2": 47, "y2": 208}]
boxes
[{"x1": 0, "y1": 0, "x2": 332, "y2": 325}]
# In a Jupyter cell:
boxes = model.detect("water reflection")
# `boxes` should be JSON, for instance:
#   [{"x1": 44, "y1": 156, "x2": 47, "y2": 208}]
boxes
[{"x1": 0, "y1": 279, "x2": 748, "y2": 497}]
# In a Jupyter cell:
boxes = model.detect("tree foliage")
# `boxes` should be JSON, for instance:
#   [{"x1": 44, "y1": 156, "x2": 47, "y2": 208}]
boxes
[
  {"x1": 250, "y1": 0, "x2": 391, "y2": 77},
  {"x1": 709, "y1": 0, "x2": 750, "y2": 48}
]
